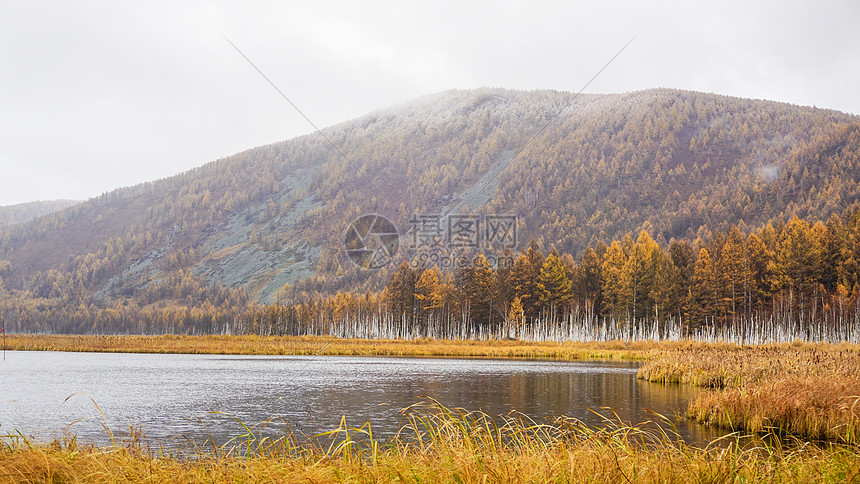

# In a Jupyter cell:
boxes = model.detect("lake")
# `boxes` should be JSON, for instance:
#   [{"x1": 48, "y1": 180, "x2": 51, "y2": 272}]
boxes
[{"x1": 0, "y1": 351, "x2": 725, "y2": 448}]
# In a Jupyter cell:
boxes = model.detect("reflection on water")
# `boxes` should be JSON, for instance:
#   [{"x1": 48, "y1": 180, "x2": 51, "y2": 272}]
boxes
[{"x1": 0, "y1": 351, "x2": 725, "y2": 447}]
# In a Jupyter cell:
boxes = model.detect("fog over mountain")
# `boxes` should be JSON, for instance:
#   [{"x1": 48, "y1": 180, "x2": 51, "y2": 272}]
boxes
[{"x1": 0, "y1": 200, "x2": 80, "y2": 229}]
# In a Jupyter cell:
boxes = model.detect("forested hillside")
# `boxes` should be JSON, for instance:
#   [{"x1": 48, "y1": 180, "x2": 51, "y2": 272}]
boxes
[
  {"x1": 1, "y1": 87, "x2": 860, "y2": 335},
  {"x1": 0, "y1": 200, "x2": 79, "y2": 228},
  {"x1": 250, "y1": 205, "x2": 860, "y2": 344},
  {"x1": 6, "y1": 207, "x2": 860, "y2": 342}
]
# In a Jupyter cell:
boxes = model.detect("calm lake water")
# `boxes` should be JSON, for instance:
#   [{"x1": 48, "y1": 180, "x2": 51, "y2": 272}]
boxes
[{"x1": 0, "y1": 351, "x2": 725, "y2": 448}]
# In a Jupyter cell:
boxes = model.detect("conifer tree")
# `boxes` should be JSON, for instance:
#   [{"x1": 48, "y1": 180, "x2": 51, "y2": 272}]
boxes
[
  {"x1": 537, "y1": 253, "x2": 573, "y2": 319},
  {"x1": 720, "y1": 226, "x2": 746, "y2": 322},
  {"x1": 601, "y1": 240, "x2": 628, "y2": 322},
  {"x1": 508, "y1": 296, "x2": 524, "y2": 326},
  {"x1": 468, "y1": 254, "x2": 498, "y2": 328},
  {"x1": 510, "y1": 240, "x2": 544, "y2": 321},
  {"x1": 822, "y1": 213, "x2": 847, "y2": 291},
  {"x1": 776, "y1": 216, "x2": 822, "y2": 323},
  {"x1": 572, "y1": 245, "x2": 604, "y2": 317},
  {"x1": 415, "y1": 266, "x2": 444, "y2": 325},
  {"x1": 667, "y1": 240, "x2": 695, "y2": 321},
  {"x1": 385, "y1": 261, "x2": 416, "y2": 327},
  {"x1": 691, "y1": 248, "x2": 716, "y2": 332}
]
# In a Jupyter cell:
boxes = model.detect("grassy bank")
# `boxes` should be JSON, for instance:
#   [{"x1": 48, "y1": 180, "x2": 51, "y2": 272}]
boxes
[
  {"x1": 2, "y1": 402, "x2": 859, "y2": 483},
  {"x1": 638, "y1": 342, "x2": 860, "y2": 443},
  {"x1": 1, "y1": 333, "x2": 667, "y2": 360}
]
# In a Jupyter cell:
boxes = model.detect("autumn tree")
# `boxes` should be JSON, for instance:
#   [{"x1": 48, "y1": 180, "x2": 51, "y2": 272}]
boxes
[
  {"x1": 690, "y1": 248, "x2": 716, "y2": 332},
  {"x1": 537, "y1": 252, "x2": 573, "y2": 320},
  {"x1": 618, "y1": 230, "x2": 665, "y2": 321},
  {"x1": 822, "y1": 213, "x2": 846, "y2": 291},
  {"x1": 744, "y1": 232, "x2": 770, "y2": 316},
  {"x1": 774, "y1": 216, "x2": 822, "y2": 323},
  {"x1": 385, "y1": 261, "x2": 416, "y2": 327},
  {"x1": 466, "y1": 254, "x2": 499, "y2": 330},
  {"x1": 415, "y1": 266, "x2": 444, "y2": 328},
  {"x1": 510, "y1": 240, "x2": 544, "y2": 321},
  {"x1": 719, "y1": 226, "x2": 747, "y2": 322},
  {"x1": 508, "y1": 296, "x2": 524, "y2": 326},
  {"x1": 666, "y1": 240, "x2": 695, "y2": 321},
  {"x1": 572, "y1": 244, "x2": 605, "y2": 318},
  {"x1": 601, "y1": 240, "x2": 628, "y2": 321}
]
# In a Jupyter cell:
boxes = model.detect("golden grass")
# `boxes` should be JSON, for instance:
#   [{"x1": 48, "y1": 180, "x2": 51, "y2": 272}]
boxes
[
  {"x1": 689, "y1": 377, "x2": 860, "y2": 444},
  {"x1": 2, "y1": 334, "x2": 673, "y2": 360},
  {"x1": 638, "y1": 342, "x2": 860, "y2": 443},
  {"x1": 2, "y1": 402, "x2": 860, "y2": 484},
  {"x1": 637, "y1": 341, "x2": 860, "y2": 388}
]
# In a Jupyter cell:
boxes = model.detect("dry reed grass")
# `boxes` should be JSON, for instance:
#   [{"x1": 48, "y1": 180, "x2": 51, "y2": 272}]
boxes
[
  {"x1": 2, "y1": 334, "x2": 673, "y2": 360},
  {"x1": 639, "y1": 342, "x2": 860, "y2": 443},
  {"x1": 2, "y1": 401, "x2": 859, "y2": 483}
]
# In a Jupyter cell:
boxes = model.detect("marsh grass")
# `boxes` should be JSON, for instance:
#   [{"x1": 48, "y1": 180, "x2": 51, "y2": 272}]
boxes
[
  {"x1": 2, "y1": 334, "x2": 671, "y2": 360},
  {"x1": 688, "y1": 378, "x2": 860, "y2": 444},
  {"x1": 639, "y1": 342, "x2": 860, "y2": 444},
  {"x1": 2, "y1": 401, "x2": 860, "y2": 483}
]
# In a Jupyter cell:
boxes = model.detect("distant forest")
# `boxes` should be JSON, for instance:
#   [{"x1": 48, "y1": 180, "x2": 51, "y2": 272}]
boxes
[
  {"x1": 3, "y1": 206, "x2": 860, "y2": 343},
  {"x1": 0, "y1": 200, "x2": 78, "y2": 228}
]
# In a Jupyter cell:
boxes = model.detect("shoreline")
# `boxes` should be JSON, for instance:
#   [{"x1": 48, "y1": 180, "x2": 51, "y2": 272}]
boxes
[{"x1": 0, "y1": 333, "x2": 663, "y2": 360}]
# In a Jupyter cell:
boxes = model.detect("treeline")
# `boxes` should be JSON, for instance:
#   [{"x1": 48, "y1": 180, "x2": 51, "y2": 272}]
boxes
[
  {"x1": 4, "y1": 207, "x2": 860, "y2": 341},
  {"x1": 4, "y1": 207, "x2": 860, "y2": 342},
  {"x1": 242, "y1": 206, "x2": 860, "y2": 343},
  {"x1": 0, "y1": 266, "x2": 250, "y2": 334}
]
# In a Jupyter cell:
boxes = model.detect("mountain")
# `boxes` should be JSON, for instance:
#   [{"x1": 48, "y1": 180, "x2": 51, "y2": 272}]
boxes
[
  {"x1": 0, "y1": 200, "x2": 79, "y2": 228},
  {"x1": 0, "y1": 88, "x2": 859, "y2": 308}
]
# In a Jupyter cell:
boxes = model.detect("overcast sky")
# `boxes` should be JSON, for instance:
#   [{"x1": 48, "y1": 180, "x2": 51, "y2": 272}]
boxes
[{"x1": 1, "y1": 0, "x2": 858, "y2": 206}]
